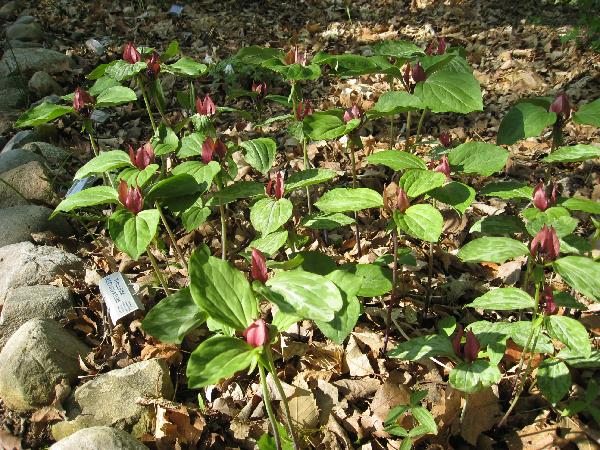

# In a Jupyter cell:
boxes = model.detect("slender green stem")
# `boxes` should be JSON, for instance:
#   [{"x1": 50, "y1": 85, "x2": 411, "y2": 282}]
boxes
[
  {"x1": 348, "y1": 140, "x2": 362, "y2": 257},
  {"x1": 219, "y1": 202, "x2": 227, "y2": 260},
  {"x1": 390, "y1": 117, "x2": 394, "y2": 149},
  {"x1": 266, "y1": 347, "x2": 300, "y2": 450},
  {"x1": 414, "y1": 108, "x2": 427, "y2": 145},
  {"x1": 302, "y1": 138, "x2": 312, "y2": 214},
  {"x1": 290, "y1": 82, "x2": 297, "y2": 118},
  {"x1": 147, "y1": 248, "x2": 169, "y2": 294},
  {"x1": 383, "y1": 228, "x2": 398, "y2": 354},
  {"x1": 156, "y1": 202, "x2": 187, "y2": 269},
  {"x1": 405, "y1": 111, "x2": 412, "y2": 152},
  {"x1": 86, "y1": 128, "x2": 115, "y2": 188},
  {"x1": 259, "y1": 363, "x2": 282, "y2": 450},
  {"x1": 345, "y1": 4, "x2": 352, "y2": 22},
  {"x1": 138, "y1": 76, "x2": 157, "y2": 133},
  {"x1": 423, "y1": 199, "x2": 436, "y2": 317}
]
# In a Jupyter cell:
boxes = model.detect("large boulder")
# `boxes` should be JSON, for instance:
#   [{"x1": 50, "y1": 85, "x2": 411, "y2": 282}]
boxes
[
  {"x1": 0, "y1": 285, "x2": 74, "y2": 348},
  {"x1": 0, "y1": 205, "x2": 73, "y2": 247},
  {"x1": 5, "y1": 22, "x2": 45, "y2": 42},
  {"x1": 22, "y1": 141, "x2": 70, "y2": 166},
  {"x1": 1, "y1": 130, "x2": 41, "y2": 153},
  {"x1": 0, "y1": 47, "x2": 72, "y2": 77},
  {"x1": 28, "y1": 71, "x2": 62, "y2": 98},
  {"x1": 0, "y1": 160, "x2": 57, "y2": 207},
  {"x1": 0, "y1": 148, "x2": 45, "y2": 174},
  {"x1": 0, "y1": 87, "x2": 28, "y2": 112},
  {"x1": 0, "y1": 319, "x2": 89, "y2": 411},
  {"x1": 52, "y1": 359, "x2": 174, "y2": 440},
  {"x1": 50, "y1": 427, "x2": 148, "y2": 450},
  {"x1": 0, "y1": 242, "x2": 83, "y2": 305}
]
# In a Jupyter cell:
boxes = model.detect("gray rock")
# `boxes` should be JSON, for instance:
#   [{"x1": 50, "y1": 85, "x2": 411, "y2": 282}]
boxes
[
  {"x1": 2, "y1": 129, "x2": 39, "y2": 153},
  {"x1": 0, "y1": 319, "x2": 89, "y2": 411},
  {"x1": 0, "y1": 87, "x2": 28, "y2": 112},
  {"x1": 52, "y1": 359, "x2": 174, "y2": 440},
  {"x1": 22, "y1": 141, "x2": 70, "y2": 165},
  {"x1": 0, "y1": 148, "x2": 44, "y2": 174},
  {"x1": 5, "y1": 22, "x2": 45, "y2": 43},
  {"x1": 0, "y1": 205, "x2": 73, "y2": 247},
  {"x1": 0, "y1": 73, "x2": 24, "y2": 91},
  {"x1": 50, "y1": 426, "x2": 148, "y2": 450},
  {"x1": 0, "y1": 47, "x2": 72, "y2": 77},
  {"x1": 0, "y1": 242, "x2": 83, "y2": 305},
  {"x1": 0, "y1": 285, "x2": 74, "y2": 348},
  {"x1": 5, "y1": 39, "x2": 41, "y2": 49},
  {"x1": 28, "y1": 71, "x2": 61, "y2": 98},
  {"x1": 0, "y1": 1, "x2": 18, "y2": 19},
  {"x1": 15, "y1": 15, "x2": 35, "y2": 25},
  {"x1": 0, "y1": 160, "x2": 57, "y2": 208}
]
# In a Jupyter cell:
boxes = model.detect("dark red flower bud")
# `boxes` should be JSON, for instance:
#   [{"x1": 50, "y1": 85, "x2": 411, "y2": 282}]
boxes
[
  {"x1": 118, "y1": 180, "x2": 143, "y2": 214},
  {"x1": 123, "y1": 42, "x2": 141, "y2": 64},
  {"x1": 437, "y1": 37, "x2": 446, "y2": 55},
  {"x1": 464, "y1": 330, "x2": 480, "y2": 363},
  {"x1": 195, "y1": 95, "x2": 216, "y2": 116},
  {"x1": 266, "y1": 173, "x2": 284, "y2": 200},
  {"x1": 412, "y1": 62, "x2": 426, "y2": 83},
  {"x1": 146, "y1": 51, "x2": 161, "y2": 79},
  {"x1": 433, "y1": 155, "x2": 451, "y2": 179},
  {"x1": 201, "y1": 137, "x2": 227, "y2": 164},
  {"x1": 243, "y1": 318, "x2": 268, "y2": 347},
  {"x1": 129, "y1": 142, "x2": 155, "y2": 170},
  {"x1": 251, "y1": 248, "x2": 268, "y2": 284},
  {"x1": 452, "y1": 324, "x2": 464, "y2": 358},
  {"x1": 532, "y1": 182, "x2": 557, "y2": 212},
  {"x1": 252, "y1": 81, "x2": 267, "y2": 97},
  {"x1": 343, "y1": 104, "x2": 362, "y2": 123},
  {"x1": 295, "y1": 99, "x2": 314, "y2": 121},
  {"x1": 396, "y1": 188, "x2": 410, "y2": 213},
  {"x1": 530, "y1": 225, "x2": 560, "y2": 262},
  {"x1": 284, "y1": 46, "x2": 307, "y2": 66},
  {"x1": 549, "y1": 92, "x2": 570, "y2": 118},
  {"x1": 425, "y1": 37, "x2": 446, "y2": 56},
  {"x1": 439, "y1": 131, "x2": 452, "y2": 148},
  {"x1": 73, "y1": 87, "x2": 95, "y2": 115},
  {"x1": 542, "y1": 285, "x2": 557, "y2": 315}
]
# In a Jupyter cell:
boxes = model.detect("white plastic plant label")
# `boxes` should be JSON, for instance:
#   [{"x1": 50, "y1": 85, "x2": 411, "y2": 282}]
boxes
[
  {"x1": 169, "y1": 4, "x2": 183, "y2": 15},
  {"x1": 99, "y1": 272, "x2": 144, "y2": 324}
]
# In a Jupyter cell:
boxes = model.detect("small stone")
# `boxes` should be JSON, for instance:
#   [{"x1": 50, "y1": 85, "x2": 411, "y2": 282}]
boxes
[
  {"x1": 0, "y1": 148, "x2": 44, "y2": 174},
  {"x1": 5, "y1": 22, "x2": 45, "y2": 42},
  {"x1": 0, "y1": 87, "x2": 28, "y2": 112},
  {"x1": 50, "y1": 427, "x2": 148, "y2": 450},
  {"x1": 28, "y1": 71, "x2": 62, "y2": 98},
  {"x1": 0, "y1": 1, "x2": 18, "y2": 19},
  {"x1": 0, "y1": 160, "x2": 57, "y2": 208},
  {"x1": 2, "y1": 130, "x2": 38, "y2": 153},
  {"x1": 0, "y1": 319, "x2": 89, "y2": 411},
  {"x1": 52, "y1": 359, "x2": 174, "y2": 440},
  {"x1": 0, "y1": 285, "x2": 74, "y2": 348},
  {"x1": 22, "y1": 141, "x2": 70, "y2": 166},
  {"x1": 0, "y1": 242, "x2": 83, "y2": 305},
  {"x1": 0, "y1": 205, "x2": 73, "y2": 247},
  {"x1": 0, "y1": 47, "x2": 73, "y2": 77}
]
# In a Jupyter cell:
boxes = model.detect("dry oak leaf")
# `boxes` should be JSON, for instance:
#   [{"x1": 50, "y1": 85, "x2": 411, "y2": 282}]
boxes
[{"x1": 460, "y1": 386, "x2": 502, "y2": 445}]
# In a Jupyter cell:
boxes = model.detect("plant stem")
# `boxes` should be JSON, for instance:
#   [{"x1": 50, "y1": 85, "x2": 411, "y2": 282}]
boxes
[
  {"x1": 405, "y1": 111, "x2": 412, "y2": 152},
  {"x1": 259, "y1": 363, "x2": 282, "y2": 450},
  {"x1": 414, "y1": 108, "x2": 427, "y2": 145},
  {"x1": 86, "y1": 127, "x2": 115, "y2": 188},
  {"x1": 147, "y1": 248, "x2": 169, "y2": 294},
  {"x1": 215, "y1": 180, "x2": 227, "y2": 260},
  {"x1": 345, "y1": 3, "x2": 352, "y2": 22},
  {"x1": 266, "y1": 347, "x2": 300, "y2": 450},
  {"x1": 348, "y1": 139, "x2": 362, "y2": 257},
  {"x1": 383, "y1": 228, "x2": 398, "y2": 354},
  {"x1": 302, "y1": 138, "x2": 312, "y2": 214},
  {"x1": 156, "y1": 202, "x2": 187, "y2": 269},
  {"x1": 138, "y1": 76, "x2": 157, "y2": 133},
  {"x1": 424, "y1": 240, "x2": 434, "y2": 318}
]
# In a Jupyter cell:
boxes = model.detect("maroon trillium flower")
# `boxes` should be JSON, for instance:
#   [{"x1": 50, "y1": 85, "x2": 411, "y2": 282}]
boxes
[
  {"x1": 452, "y1": 325, "x2": 480, "y2": 363},
  {"x1": 146, "y1": 51, "x2": 161, "y2": 79},
  {"x1": 123, "y1": 42, "x2": 141, "y2": 64},
  {"x1": 73, "y1": 87, "x2": 95, "y2": 115},
  {"x1": 426, "y1": 37, "x2": 446, "y2": 55},
  {"x1": 251, "y1": 248, "x2": 268, "y2": 284},
  {"x1": 343, "y1": 104, "x2": 362, "y2": 123},
  {"x1": 252, "y1": 81, "x2": 267, "y2": 97},
  {"x1": 243, "y1": 318, "x2": 269, "y2": 348},
  {"x1": 532, "y1": 182, "x2": 557, "y2": 212},
  {"x1": 411, "y1": 62, "x2": 426, "y2": 83},
  {"x1": 129, "y1": 142, "x2": 155, "y2": 170},
  {"x1": 433, "y1": 154, "x2": 451, "y2": 179},
  {"x1": 530, "y1": 225, "x2": 560, "y2": 262},
  {"x1": 266, "y1": 172, "x2": 284, "y2": 200},
  {"x1": 284, "y1": 46, "x2": 308, "y2": 66},
  {"x1": 549, "y1": 92, "x2": 570, "y2": 118},
  {"x1": 201, "y1": 137, "x2": 227, "y2": 164},
  {"x1": 118, "y1": 180, "x2": 143, "y2": 215},
  {"x1": 295, "y1": 99, "x2": 314, "y2": 121},
  {"x1": 439, "y1": 131, "x2": 452, "y2": 148},
  {"x1": 196, "y1": 95, "x2": 216, "y2": 116},
  {"x1": 542, "y1": 285, "x2": 558, "y2": 315},
  {"x1": 396, "y1": 188, "x2": 410, "y2": 213}
]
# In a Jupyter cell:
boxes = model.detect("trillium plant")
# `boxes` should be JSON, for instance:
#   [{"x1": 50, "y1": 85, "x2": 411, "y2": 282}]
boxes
[{"x1": 14, "y1": 35, "x2": 600, "y2": 446}]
